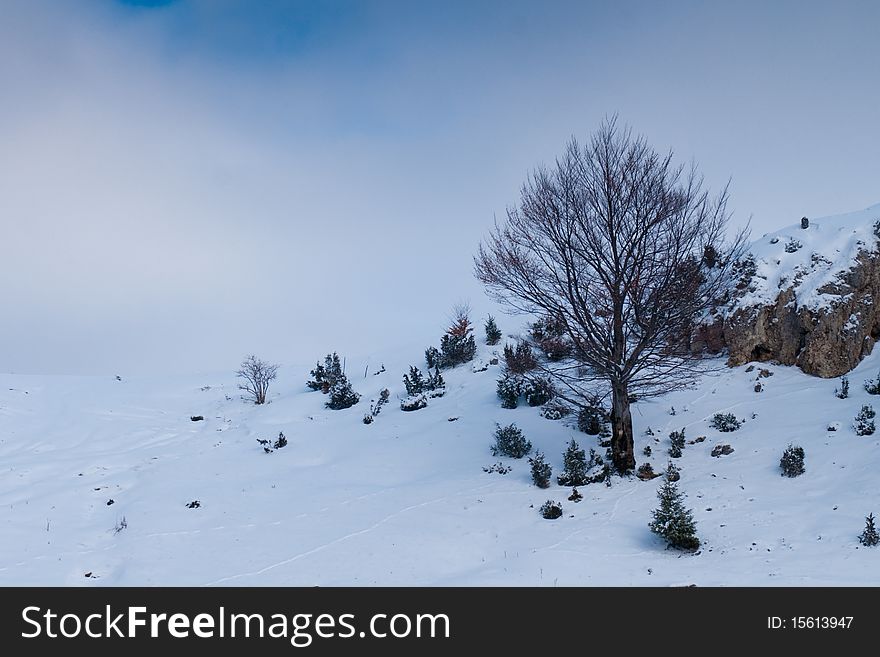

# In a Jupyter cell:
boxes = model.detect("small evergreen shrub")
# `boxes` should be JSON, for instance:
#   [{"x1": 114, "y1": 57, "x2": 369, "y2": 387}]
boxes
[
  {"x1": 307, "y1": 353, "x2": 343, "y2": 392},
  {"x1": 529, "y1": 451, "x2": 552, "y2": 488},
  {"x1": 435, "y1": 306, "x2": 477, "y2": 368},
  {"x1": 523, "y1": 377, "x2": 554, "y2": 407},
  {"x1": 426, "y1": 367, "x2": 446, "y2": 396},
  {"x1": 864, "y1": 372, "x2": 880, "y2": 395},
  {"x1": 403, "y1": 366, "x2": 427, "y2": 396},
  {"x1": 484, "y1": 315, "x2": 502, "y2": 345},
  {"x1": 637, "y1": 462, "x2": 657, "y2": 480},
  {"x1": 710, "y1": 413, "x2": 742, "y2": 432},
  {"x1": 540, "y1": 402, "x2": 569, "y2": 420},
  {"x1": 784, "y1": 238, "x2": 802, "y2": 253},
  {"x1": 779, "y1": 444, "x2": 805, "y2": 477},
  {"x1": 557, "y1": 439, "x2": 588, "y2": 486},
  {"x1": 664, "y1": 461, "x2": 681, "y2": 482},
  {"x1": 649, "y1": 479, "x2": 700, "y2": 551},
  {"x1": 490, "y1": 423, "x2": 532, "y2": 458},
  {"x1": 859, "y1": 513, "x2": 879, "y2": 547},
  {"x1": 643, "y1": 445, "x2": 652, "y2": 457},
  {"x1": 483, "y1": 462, "x2": 512, "y2": 475},
  {"x1": 577, "y1": 404, "x2": 605, "y2": 435},
  {"x1": 539, "y1": 500, "x2": 563, "y2": 520},
  {"x1": 273, "y1": 432, "x2": 288, "y2": 449},
  {"x1": 568, "y1": 487, "x2": 583, "y2": 502},
  {"x1": 326, "y1": 375, "x2": 360, "y2": 410},
  {"x1": 836, "y1": 376, "x2": 849, "y2": 399},
  {"x1": 400, "y1": 395, "x2": 428, "y2": 412},
  {"x1": 425, "y1": 346, "x2": 441, "y2": 370},
  {"x1": 496, "y1": 374, "x2": 521, "y2": 409},
  {"x1": 668, "y1": 428, "x2": 686, "y2": 458},
  {"x1": 503, "y1": 342, "x2": 538, "y2": 374},
  {"x1": 364, "y1": 388, "x2": 390, "y2": 423},
  {"x1": 855, "y1": 405, "x2": 876, "y2": 436}
]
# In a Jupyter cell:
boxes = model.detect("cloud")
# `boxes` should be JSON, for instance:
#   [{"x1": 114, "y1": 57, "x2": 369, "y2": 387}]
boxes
[{"x1": 1, "y1": 0, "x2": 878, "y2": 374}]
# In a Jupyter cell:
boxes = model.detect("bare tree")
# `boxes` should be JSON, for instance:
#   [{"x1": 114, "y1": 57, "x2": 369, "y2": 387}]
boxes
[
  {"x1": 237, "y1": 355, "x2": 279, "y2": 405},
  {"x1": 475, "y1": 119, "x2": 746, "y2": 473}
]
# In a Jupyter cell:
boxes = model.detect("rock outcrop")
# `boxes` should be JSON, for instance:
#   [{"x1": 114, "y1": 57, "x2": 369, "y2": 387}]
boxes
[{"x1": 697, "y1": 204, "x2": 880, "y2": 378}]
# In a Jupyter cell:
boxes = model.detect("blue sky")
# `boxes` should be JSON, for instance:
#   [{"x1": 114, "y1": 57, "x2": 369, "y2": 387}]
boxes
[{"x1": 1, "y1": 0, "x2": 879, "y2": 375}]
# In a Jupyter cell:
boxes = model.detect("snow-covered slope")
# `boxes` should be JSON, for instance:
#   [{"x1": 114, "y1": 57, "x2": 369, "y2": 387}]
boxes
[
  {"x1": 2, "y1": 338, "x2": 880, "y2": 586},
  {"x1": 738, "y1": 203, "x2": 880, "y2": 312}
]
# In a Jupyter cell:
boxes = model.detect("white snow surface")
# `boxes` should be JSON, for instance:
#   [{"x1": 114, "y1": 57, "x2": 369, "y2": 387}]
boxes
[
  {"x1": 736, "y1": 202, "x2": 880, "y2": 311},
  {"x1": 3, "y1": 336, "x2": 880, "y2": 587}
]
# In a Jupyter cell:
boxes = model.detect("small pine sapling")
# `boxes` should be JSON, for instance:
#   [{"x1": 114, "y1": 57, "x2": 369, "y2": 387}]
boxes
[
  {"x1": 855, "y1": 405, "x2": 876, "y2": 436},
  {"x1": 649, "y1": 479, "x2": 700, "y2": 551},
  {"x1": 539, "y1": 500, "x2": 563, "y2": 520},
  {"x1": 668, "y1": 428, "x2": 686, "y2": 458},
  {"x1": 484, "y1": 315, "x2": 502, "y2": 346},
  {"x1": 557, "y1": 439, "x2": 588, "y2": 486},
  {"x1": 859, "y1": 513, "x2": 879, "y2": 547},
  {"x1": 779, "y1": 444, "x2": 805, "y2": 477},
  {"x1": 529, "y1": 451, "x2": 552, "y2": 488},
  {"x1": 490, "y1": 423, "x2": 532, "y2": 458},
  {"x1": 835, "y1": 375, "x2": 849, "y2": 399}
]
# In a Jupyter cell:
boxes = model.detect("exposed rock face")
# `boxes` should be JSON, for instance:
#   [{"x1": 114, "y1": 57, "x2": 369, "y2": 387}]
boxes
[
  {"x1": 694, "y1": 203, "x2": 880, "y2": 378},
  {"x1": 723, "y1": 251, "x2": 880, "y2": 378}
]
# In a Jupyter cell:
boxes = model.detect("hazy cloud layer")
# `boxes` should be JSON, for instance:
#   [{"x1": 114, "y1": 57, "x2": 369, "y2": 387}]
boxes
[{"x1": 1, "y1": 0, "x2": 878, "y2": 374}]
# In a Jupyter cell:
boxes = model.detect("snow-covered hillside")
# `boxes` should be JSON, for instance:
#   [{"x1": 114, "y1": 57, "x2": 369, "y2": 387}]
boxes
[
  {"x1": 738, "y1": 202, "x2": 880, "y2": 312},
  {"x1": 3, "y1": 333, "x2": 880, "y2": 586}
]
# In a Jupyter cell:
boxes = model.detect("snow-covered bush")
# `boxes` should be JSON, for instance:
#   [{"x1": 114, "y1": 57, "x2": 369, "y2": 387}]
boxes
[
  {"x1": 664, "y1": 461, "x2": 681, "y2": 482},
  {"x1": 643, "y1": 445, "x2": 652, "y2": 457},
  {"x1": 523, "y1": 376, "x2": 554, "y2": 407},
  {"x1": 668, "y1": 428, "x2": 686, "y2": 458},
  {"x1": 784, "y1": 238, "x2": 802, "y2": 253},
  {"x1": 779, "y1": 444, "x2": 805, "y2": 477},
  {"x1": 529, "y1": 451, "x2": 552, "y2": 488},
  {"x1": 273, "y1": 432, "x2": 288, "y2": 449},
  {"x1": 710, "y1": 413, "x2": 742, "y2": 432},
  {"x1": 490, "y1": 423, "x2": 532, "y2": 458},
  {"x1": 307, "y1": 353, "x2": 342, "y2": 393},
  {"x1": 482, "y1": 462, "x2": 512, "y2": 475},
  {"x1": 400, "y1": 395, "x2": 428, "y2": 412},
  {"x1": 437, "y1": 305, "x2": 477, "y2": 368},
  {"x1": 855, "y1": 405, "x2": 876, "y2": 436},
  {"x1": 557, "y1": 439, "x2": 588, "y2": 486},
  {"x1": 649, "y1": 479, "x2": 700, "y2": 551},
  {"x1": 484, "y1": 315, "x2": 502, "y2": 345},
  {"x1": 864, "y1": 372, "x2": 880, "y2": 395},
  {"x1": 326, "y1": 375, "x2": 360, "y2": 410},
  {"x1": 496, "y1": 373, "x2": 521, "y2": 409},
  {"x1": 539, "y1": 500, "x2": 563, "y2": 520},
  {"x1": 540, "y1": 401, "x2": 569, "y2": 420},
  {"x1": 637, "y1": 462, "x2": 657, "y2": 480},
  {"x1": 503, "y1": 342, "x2": 538, "y2": 374},
  {"x1": 859, "y1": 513, "x2": 879, "y2": 547},
  {"x1": 836, "y1": 375, "x2": 849, "y2": 399},
  {"x1": 425, "y1": 346, "x2": 441, "y2": 370},
  {"x1": 403, "y1": 366, "x2": 426, "y2": 396},
  {"x1": 577, "y1": 403, "x2": 605, "y2": 435}
]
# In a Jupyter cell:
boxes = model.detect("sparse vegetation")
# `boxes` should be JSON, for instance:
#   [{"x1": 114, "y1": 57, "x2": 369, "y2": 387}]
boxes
[
  {"x1": 836, "y1": 375, "x2": 849, "y2": 399},
  {"x1": 237, "y1": 355, "x2": 279, "y2": 405},
  {"x1": 649, "y1": 479, "x2": 700, "y2": 551},
  {"x1": 539, "y1": 500, "x2": 563, "y2": 520},
  {"x1": 779, "y1": 444, "x2": 805, "y2": 477},
  {"x1": 490, "y1": 423, "x2": 532, "y2": 458},
  {"x1": 855, "y1": 405, "x2": 876, "y2": 436},
  {"x1": 484, "y1": 315, "x2": 502, "y2": 345},
  {"x1": 529, "y1": 451, "x2": 552, "y2": 488},
  {"x1": 859, "y1": 513, "x2": 879, "y2": 547},
  {"x1": 710, "y1": 413, "x2": 742, "y2": 432}
]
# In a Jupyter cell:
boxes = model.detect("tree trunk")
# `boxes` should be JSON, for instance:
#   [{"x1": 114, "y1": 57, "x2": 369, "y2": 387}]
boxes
[{"x1": 610, "y1": 380, "x2": 636, "y2": 473}]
